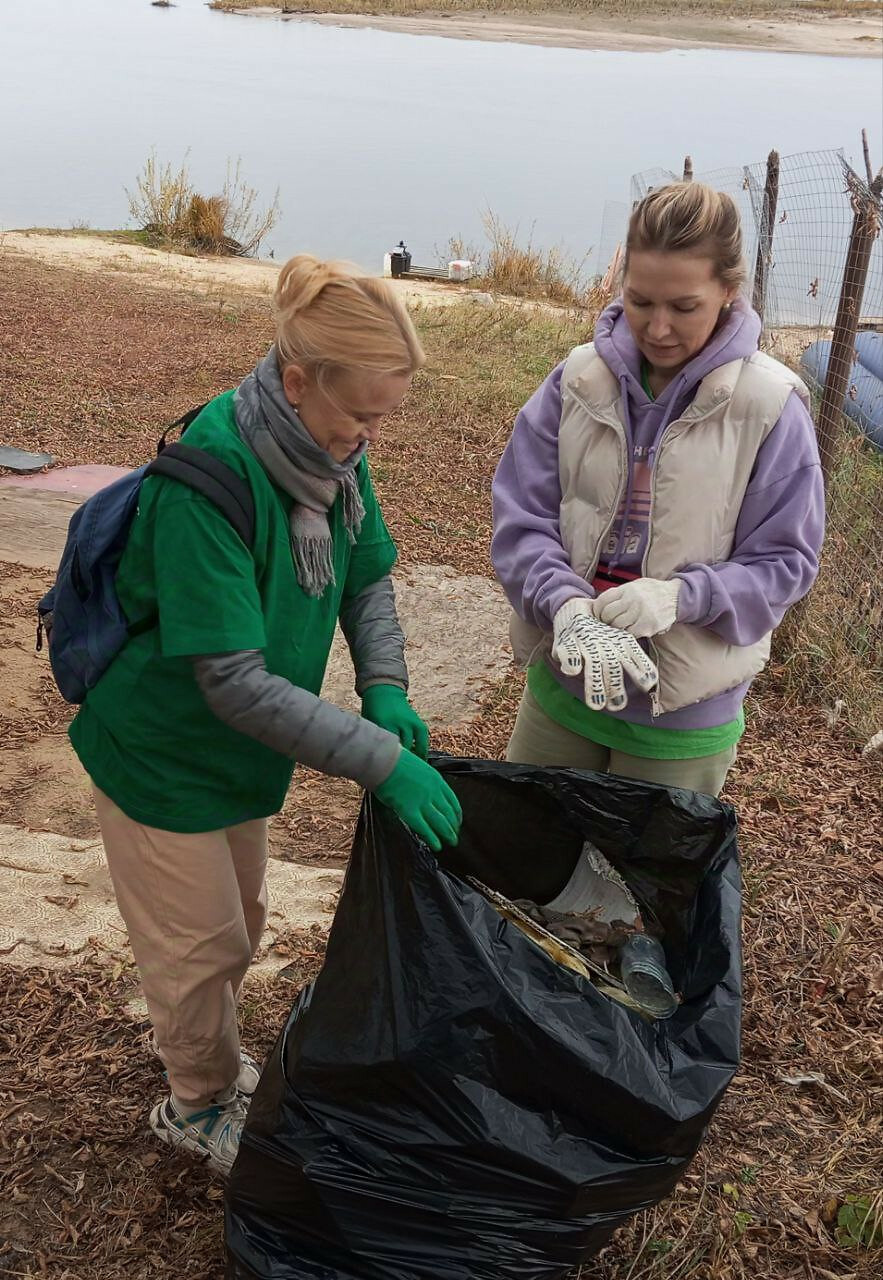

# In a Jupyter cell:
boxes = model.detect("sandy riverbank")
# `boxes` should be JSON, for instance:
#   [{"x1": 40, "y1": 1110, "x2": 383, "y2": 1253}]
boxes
[
  {"x1": 0, "y1": 230, "x2": 461, "y2": 308},
  {"x1": 224, "y1": 6, "x2": 883, "y2": 58}
]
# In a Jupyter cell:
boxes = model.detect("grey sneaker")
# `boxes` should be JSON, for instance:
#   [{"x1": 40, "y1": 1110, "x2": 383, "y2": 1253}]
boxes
[
  {"x1": 149, "y1": 1085, "x2": 247, "y2": 1177},
  {"x1": 231, "y1": 1050, "x2": 261, "y2": 1097},
  {"x1": 147, "y1": 1032, "x2": 262, "y2": 1097}
]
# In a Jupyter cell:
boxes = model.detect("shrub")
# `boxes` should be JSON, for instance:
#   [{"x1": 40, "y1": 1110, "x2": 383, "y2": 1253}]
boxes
[{"x1": 126, "y1": 152, "x2": 279, "y2": 256}]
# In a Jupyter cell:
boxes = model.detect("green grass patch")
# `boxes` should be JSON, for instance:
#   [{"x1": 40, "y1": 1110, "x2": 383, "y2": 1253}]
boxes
[{"x1": 13, "y1": 227, "x2": 155, "y2": 247}]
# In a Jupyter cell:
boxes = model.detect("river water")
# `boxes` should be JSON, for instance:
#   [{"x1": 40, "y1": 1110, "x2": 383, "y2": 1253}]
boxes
[{"x1": 1, "y1": 0, "x2": 880, "y2": 279}]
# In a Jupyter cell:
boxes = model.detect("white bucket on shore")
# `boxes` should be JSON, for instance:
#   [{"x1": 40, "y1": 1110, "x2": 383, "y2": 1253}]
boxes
[{"x1": 448, "y1": 259, "x2": 474, "y2": 282}]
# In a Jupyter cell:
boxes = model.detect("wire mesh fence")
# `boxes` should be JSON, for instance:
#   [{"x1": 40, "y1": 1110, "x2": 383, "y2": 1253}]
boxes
[{"x1": 604, "y1": 147, "x2": 883, "y2": 739}]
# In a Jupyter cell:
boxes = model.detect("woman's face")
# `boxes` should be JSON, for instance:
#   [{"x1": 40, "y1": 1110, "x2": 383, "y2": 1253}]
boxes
[
  {"x1": 623, "y1": 250, "x2": 738, "y2": 374},
  {"x1": 282, "y1": 364, "x2": 412, "y2": 462}
]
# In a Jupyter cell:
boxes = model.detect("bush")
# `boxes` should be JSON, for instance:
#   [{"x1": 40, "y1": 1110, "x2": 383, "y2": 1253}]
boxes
[{"x1": 126, "y1": 153, "x2": 279, "y2": 257}]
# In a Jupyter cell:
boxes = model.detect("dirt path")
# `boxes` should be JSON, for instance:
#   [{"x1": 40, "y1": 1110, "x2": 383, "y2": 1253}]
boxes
[{"x1": 228, "y1": 6, "x2": 883, "y2": 58}]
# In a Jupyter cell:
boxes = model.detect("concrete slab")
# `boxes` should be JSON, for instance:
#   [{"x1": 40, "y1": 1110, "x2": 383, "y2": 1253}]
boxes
[
  {"x1": 0, "y1": 823, "x2": 342, "y2": 971},
  {"x1": 0, "y1": 468, "x2": 131, "y2": 567},
  {"x1": 322, "y1": 564, "x2": 511, "y2": 728},
  {"x1": 0, "y1": 487, "x2": 84, "y2": 569},
  {"x1": 0, "y1": 469, "x2": 129, "y2": 568},
  {"x1": 0, "y1": 464, "x2": 130, "y2": 494}
]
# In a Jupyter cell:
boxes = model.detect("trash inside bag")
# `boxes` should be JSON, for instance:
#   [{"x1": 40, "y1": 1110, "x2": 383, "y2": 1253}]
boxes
[
  {"x1": 226, "y1": 757, "x2": 741, "y2": 1280},
  {"x1": 474, "y1": 838, "x2": 680, "y2": 1019}
]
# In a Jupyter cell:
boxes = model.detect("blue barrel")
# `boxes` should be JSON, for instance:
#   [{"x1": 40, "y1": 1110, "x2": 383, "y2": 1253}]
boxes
[{"x1": 801, "y1": 334, "x2": 883, "y2": 450}]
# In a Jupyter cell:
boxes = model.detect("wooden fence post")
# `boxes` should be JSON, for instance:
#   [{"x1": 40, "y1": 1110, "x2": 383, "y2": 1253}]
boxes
[
  {"x1": 862, "y1": 128, "x2": 874, "y2": 185},
  {"x1": 752, "y1": 150, "x2": 780, "y2": 324},
  {"x1": 816, "y1": 167, "x2": 883, "y2": 482}
]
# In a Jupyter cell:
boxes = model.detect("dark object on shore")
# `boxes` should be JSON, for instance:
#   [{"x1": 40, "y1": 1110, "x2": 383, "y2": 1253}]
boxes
[
  {"x1": 226, "y1": 757, "x2": 741, "y2": 1280},
  {"x1": 389, "y1": 240, "x2": 412, "y2": 278},
  {"x1": 0, "y1": 446, "x2": 55, "y2": 474},
  {"x1": 388, "y1": 238, "x2": 450, "y2": 283}
]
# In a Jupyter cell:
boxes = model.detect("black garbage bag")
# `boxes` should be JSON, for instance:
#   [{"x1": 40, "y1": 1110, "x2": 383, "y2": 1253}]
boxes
[{"x1": 226, "y1": 757, "x2": 741, "y2": 1280}]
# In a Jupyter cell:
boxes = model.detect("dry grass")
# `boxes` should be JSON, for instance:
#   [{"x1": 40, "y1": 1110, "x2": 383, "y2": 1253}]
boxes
[
  {"x1": 210, "y1": 1, "x2": 882, "y2": 19},
  {"x1": 372, "y1": 298, "x2": 595, "y2": 569},
  {"x1": 453, "y1": 211, "x2": 603, "y2": 308},
  {"x1": 1, "y1": 249, "x2": 881, "y2": 1279},
  {"x1": 777, "y1": 430, "x2": 883, "y2": 745}
]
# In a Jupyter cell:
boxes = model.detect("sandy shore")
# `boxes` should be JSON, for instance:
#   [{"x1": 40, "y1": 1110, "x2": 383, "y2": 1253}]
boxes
[
  {"x1": 0, "y1": 230, "x2": 461, "y2": 308},
  {"x1": 227, "y1": 7, "x2": 882, "y2": 58}
]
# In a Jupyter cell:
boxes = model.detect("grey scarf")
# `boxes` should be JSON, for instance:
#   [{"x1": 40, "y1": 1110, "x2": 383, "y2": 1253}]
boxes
[{"x1": 234, "y1": 348, "x2": 366, "y2": 597}]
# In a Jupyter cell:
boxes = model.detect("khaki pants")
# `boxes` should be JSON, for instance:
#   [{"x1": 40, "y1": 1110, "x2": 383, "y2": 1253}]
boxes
[
  {"x1": 92, "y1": 785, "x2": 268, "y2": 1108},
  {"x1": 506, "y1": 688, "x2": 736, "y2": 798}
]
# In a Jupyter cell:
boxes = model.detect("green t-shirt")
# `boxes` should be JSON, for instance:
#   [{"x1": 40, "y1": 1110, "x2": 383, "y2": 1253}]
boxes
[
  {"x1": 69, "y1": 392, "x2": 397, "y2": 832},
  {"x1": 528, "y1": 663, "x2": 745, "y2": 760}
]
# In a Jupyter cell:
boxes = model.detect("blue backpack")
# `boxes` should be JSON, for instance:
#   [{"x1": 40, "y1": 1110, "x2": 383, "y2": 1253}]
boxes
[{"x1": 37, "y1": 405, "x2": 256, "y2": 703}]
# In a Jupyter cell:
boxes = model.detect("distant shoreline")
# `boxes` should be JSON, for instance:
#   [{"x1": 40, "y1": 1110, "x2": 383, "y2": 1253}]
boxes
[{"x1": 217, "y1": 6, "x2": 883, "y2": 59}]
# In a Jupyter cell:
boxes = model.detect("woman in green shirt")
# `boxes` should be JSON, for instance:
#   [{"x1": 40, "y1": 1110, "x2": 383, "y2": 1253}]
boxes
[{"x1": 69, "y1": 254, "x2": 462, "y2": 1176}]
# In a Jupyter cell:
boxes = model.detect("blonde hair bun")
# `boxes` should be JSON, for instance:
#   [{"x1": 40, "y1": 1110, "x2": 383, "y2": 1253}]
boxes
[
  {"x1": 625, "y1": 181, "x2": 747, "y2": 291},
  {"x1": 274, "y1": 254, "x2": 359, "y2": 317},
  {"x1": 272, "y1": 253, "x2": 425, "y2": 382}
]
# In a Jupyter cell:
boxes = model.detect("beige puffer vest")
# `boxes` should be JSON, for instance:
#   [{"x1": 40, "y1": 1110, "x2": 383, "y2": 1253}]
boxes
[{"x1": 510, "y1": 343, "x2": 812, "y2": 715}]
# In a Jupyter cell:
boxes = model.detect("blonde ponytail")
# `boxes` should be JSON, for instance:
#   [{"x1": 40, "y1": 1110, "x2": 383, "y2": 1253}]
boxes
[{"x1": 273, "y1": 253, "x2": 424, "y2": 386}]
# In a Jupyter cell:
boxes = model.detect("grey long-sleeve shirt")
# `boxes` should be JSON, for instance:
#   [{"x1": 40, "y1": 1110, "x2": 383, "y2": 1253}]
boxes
[{"x1": 191, "y1": 575, "x2": 407, "y2": 792}]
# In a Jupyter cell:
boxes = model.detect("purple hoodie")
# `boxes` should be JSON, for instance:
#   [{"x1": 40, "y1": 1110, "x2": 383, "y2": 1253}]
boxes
[{"x1": 491, "y1": 299, "x2": 825, "y2": 729}]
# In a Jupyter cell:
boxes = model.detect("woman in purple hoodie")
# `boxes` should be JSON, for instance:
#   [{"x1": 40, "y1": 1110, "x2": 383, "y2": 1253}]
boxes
[{"x1": 492, "y1": 182, "x2": 825, "y2": 796}]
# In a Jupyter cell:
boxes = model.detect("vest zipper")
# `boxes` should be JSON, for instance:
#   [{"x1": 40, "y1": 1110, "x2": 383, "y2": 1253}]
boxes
[
  {"x1": 567, "y1": 392, "x2": 629, "y2": 586},
  {"x1": 642, "y1": 422, "x2": 690, "y2": 719},
  {"x1": 569, "y1": 386, "x2": 736, "y2": 718}
]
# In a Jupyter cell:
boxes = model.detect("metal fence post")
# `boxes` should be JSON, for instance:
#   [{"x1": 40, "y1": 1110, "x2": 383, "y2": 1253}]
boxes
[
  {"x1": 752, "y1": 150, "x2": 780, "y2": 324},
  {"x1": 815, "y1": 167, "x2": 883, "y2": 482}
]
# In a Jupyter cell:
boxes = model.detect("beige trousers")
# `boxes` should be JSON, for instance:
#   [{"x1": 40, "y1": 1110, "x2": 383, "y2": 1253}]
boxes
[
  {"x1": 92, "y1": 785, "x2": 268, "y2": 1108},
  {"x1": 506, "y1": 688, "x2": 736, "y2": 798}
]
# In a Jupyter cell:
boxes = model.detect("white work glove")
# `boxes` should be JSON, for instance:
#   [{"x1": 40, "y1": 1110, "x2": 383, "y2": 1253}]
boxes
[
  {"x1": 592, "y1": 578, "x2": 681, "y2": 639},
  {"x1": 551, "y1": 598, "x2": 658, "y2": 712}
]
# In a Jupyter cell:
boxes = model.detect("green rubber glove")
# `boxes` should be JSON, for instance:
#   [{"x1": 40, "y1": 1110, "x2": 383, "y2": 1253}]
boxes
[
  {"x1": 373, "y1": 750, "x2": 462, "y2": 853},
  {"x1": 361, "y1": 684, "x2": 430, "y2": 759}
]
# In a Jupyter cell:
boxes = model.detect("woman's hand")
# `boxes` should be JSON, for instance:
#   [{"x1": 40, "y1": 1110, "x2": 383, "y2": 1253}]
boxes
[
  {"x1": 361, "y1": 684, "x2": 430, "y2": 758},
  {"x1": 592, "y1": 579, "x2": 681, "y2": 639},
  {"x1": 373, "y1": 751, "x2": 462, "y2": 852},
  {"x1": 552, "y1": 598, "x2": 658, "y2": 711}
]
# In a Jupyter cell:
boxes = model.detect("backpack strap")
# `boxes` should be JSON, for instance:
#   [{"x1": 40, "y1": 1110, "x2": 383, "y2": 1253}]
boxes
[
  {"x1": 156, "y1": 403, "x2": 209, "y2": 453},
  {"x1": 146, "y1": 443, "x2": 256, "y2": 549},
  {"x1": 126, "y1": 445, "x2": 257, "y2": 642}
]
